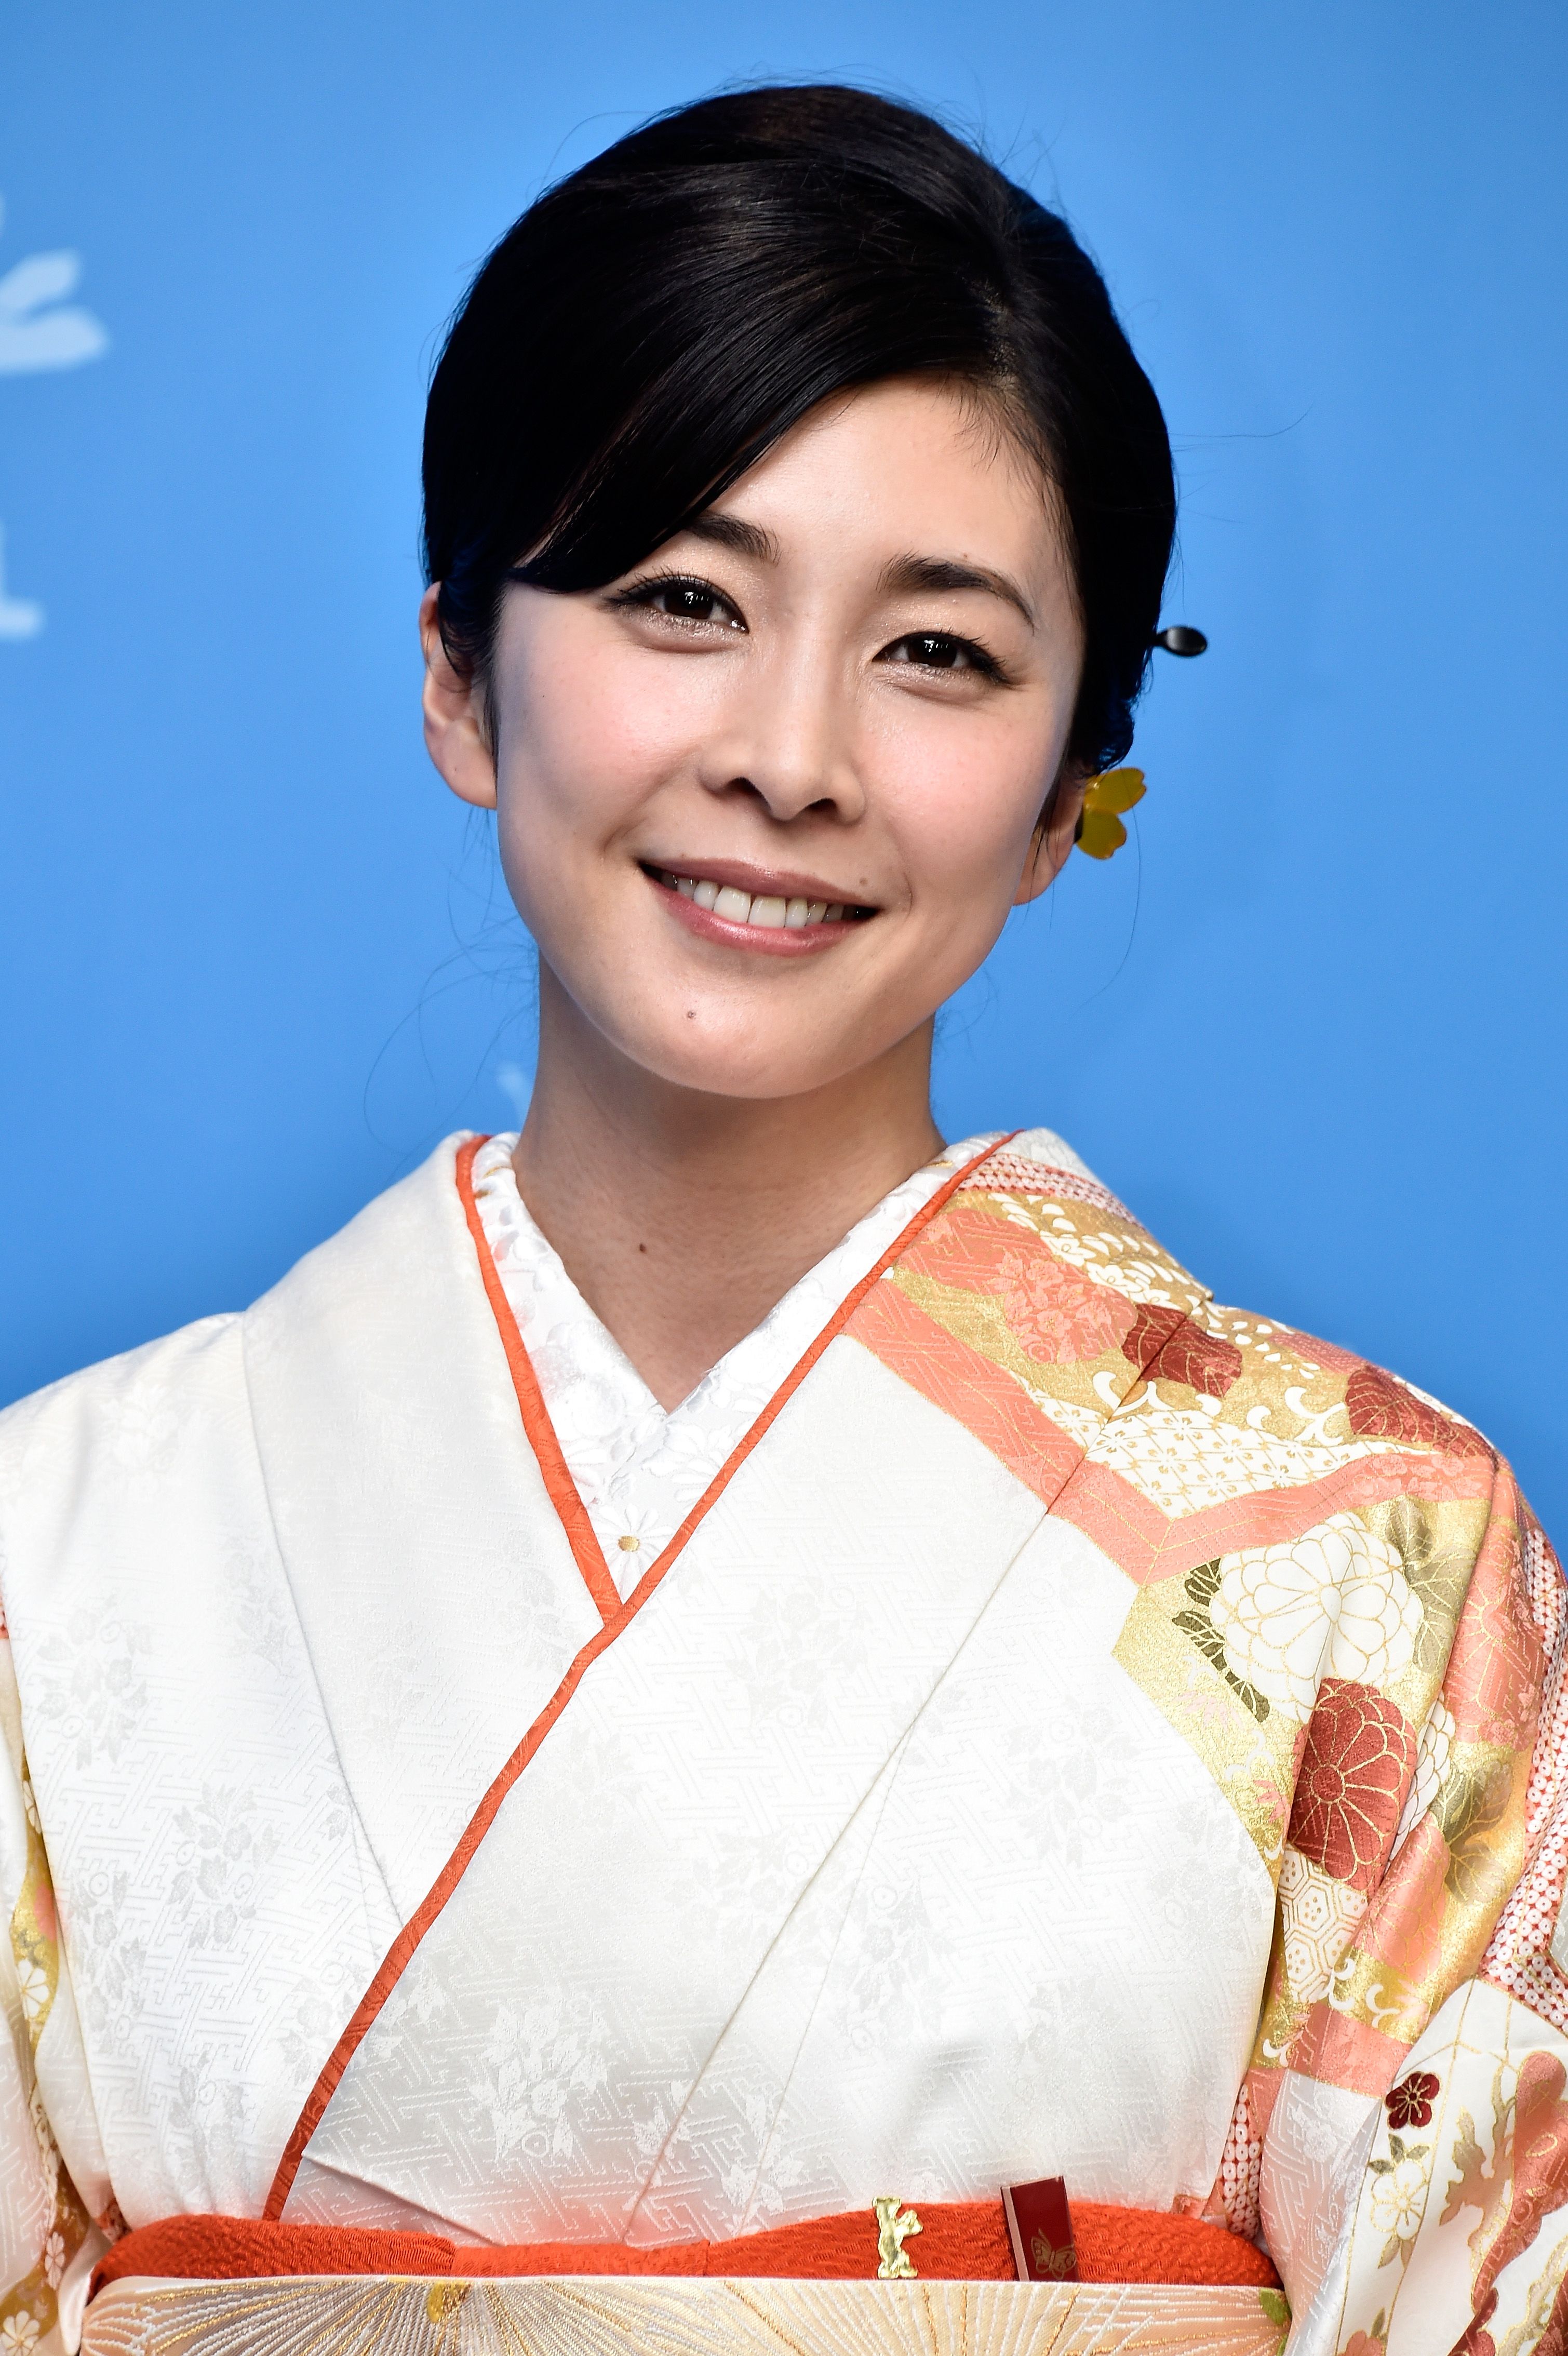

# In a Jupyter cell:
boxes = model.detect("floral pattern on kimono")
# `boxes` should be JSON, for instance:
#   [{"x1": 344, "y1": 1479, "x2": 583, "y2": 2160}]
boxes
[
  {"x1": 0, "y1": 1636, "x2": 108, "y2": 2352},
  {"x1": 0, "y1": 1130, "x2": 1564, "y2": 2356},
  {"x1": 842, "y1": 1146, "x2": 1568, "y2": 2354}
]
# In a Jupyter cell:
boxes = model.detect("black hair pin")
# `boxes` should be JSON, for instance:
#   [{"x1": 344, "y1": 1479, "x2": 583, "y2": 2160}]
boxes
[{"x1": 1075, "y1": 626, "x2": 1208, "y2": 858}]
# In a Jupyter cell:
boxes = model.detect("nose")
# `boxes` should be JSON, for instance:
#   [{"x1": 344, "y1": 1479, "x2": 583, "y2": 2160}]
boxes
[{"x1": 694, "y1": 638, "x2": 866, "y2": 826}]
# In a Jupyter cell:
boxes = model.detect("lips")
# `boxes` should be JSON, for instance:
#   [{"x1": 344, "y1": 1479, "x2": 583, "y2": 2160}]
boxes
[{"x1": 646, "y1": 866, "x2": 872, "y2": 930}]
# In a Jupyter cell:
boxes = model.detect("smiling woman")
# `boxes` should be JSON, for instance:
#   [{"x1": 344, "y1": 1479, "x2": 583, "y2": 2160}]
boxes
[
  {"x1": 425, "y1": 369, "x2": 1094, "y2": 1402},
  {"x1": 3, "y1": 84, "x2": 1567, "y2": 2356}
]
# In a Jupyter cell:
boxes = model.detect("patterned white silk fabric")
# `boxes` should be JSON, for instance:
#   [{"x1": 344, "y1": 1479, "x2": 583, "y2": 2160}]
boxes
[
  {"x1": 285, "y1": 1343, "x2": 1270, "y2": 2242},
  {"x1": 2, "y1": 1129, "x2": 1567, "y2": 2356},
  {"x1": 467, "y1": 1131, "x2": 1004, "y2": 1592}
]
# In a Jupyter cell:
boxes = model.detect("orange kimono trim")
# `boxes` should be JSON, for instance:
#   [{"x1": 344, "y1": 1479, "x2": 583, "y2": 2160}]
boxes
[
  {"x1": 263, "y1": 1133, "x2": 1007, "y2": 2220},
  {"x1": 95, "y1": 2202, "x2": 1280, "y2": 2294}
]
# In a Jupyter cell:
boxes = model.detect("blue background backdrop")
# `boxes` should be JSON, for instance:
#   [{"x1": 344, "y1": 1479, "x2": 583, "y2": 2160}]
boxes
[{"x1": 3, "y1": 5, "x2": 1564, "y2": 1528}]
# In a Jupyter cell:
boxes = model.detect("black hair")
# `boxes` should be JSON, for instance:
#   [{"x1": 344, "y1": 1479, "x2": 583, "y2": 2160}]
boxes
[{"x1": 423, "y1": 84, "x2": 1176, "y2": 774}]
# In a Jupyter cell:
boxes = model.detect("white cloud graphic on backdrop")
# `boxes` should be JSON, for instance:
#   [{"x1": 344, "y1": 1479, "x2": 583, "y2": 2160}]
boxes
[{"x1": 0, "y1": 196, "x2": 109, "y2": 640}]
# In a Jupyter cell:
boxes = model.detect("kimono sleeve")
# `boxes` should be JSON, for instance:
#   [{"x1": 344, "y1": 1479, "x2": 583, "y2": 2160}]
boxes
[
  {"x1": 1244, "y1": 1464, "x2": 1568, "y2": 2354},
  {"x1": 0, "y1": 1631, "x2": 112, "y2": 2354}
]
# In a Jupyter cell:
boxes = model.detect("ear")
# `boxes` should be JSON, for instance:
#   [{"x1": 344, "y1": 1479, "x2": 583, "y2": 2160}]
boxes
[
  {"x1": 1014, "y1": 761, "x2": 1089, "y2": 906},
  {"x1": 420, "y1": 584, "x2": 497, "y2": 810}
]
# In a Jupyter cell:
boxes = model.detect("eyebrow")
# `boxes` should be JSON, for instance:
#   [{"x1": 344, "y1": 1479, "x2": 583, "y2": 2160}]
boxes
[
  {"x1": 667, "y1": 517, "x2": 1036, "y2": 631},
  {"x1": 880, "y1": 553, "x2": 1037, "y2": 630},
  {"x1": 677, "y1": 512, "x2": 780, "y2": 564}
]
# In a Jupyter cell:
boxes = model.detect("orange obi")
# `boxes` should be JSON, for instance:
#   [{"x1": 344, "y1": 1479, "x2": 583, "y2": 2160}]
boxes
[{"x1": 94, "y1": 2198, "x2": 1279, "y2": 2294}]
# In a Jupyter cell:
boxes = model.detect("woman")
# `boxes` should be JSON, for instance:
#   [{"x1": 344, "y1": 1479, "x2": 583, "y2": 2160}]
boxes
[{"x1": 2, "y1": 84, "x2": 1563, "y2": 2356}]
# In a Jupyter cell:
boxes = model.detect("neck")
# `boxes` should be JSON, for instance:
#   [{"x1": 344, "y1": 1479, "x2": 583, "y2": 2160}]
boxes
[{"x1": 511, "y1": 968, "x2": 944, "y2": 1411}]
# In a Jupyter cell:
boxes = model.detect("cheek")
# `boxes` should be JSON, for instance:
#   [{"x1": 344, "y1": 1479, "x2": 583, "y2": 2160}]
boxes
[
  {"x1": 500, "y1": 627, "x2": 711, "y2": 835},
  {"x1": 873, "y1": 710, "x2": 1051, "y2": 911}
]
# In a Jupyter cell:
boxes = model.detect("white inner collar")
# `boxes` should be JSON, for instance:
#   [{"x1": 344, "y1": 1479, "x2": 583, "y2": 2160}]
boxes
[{"x1": 470, "y1": 1131, "x2": 1000, "y2": 1596}]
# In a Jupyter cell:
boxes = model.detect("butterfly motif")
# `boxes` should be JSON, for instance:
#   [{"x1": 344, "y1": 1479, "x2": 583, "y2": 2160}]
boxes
[{"x1": 1076, "y1": 767, "x2": 1145, "y2": 859}]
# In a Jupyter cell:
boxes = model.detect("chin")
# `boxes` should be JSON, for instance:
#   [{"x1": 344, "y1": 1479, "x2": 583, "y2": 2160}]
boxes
[{"x1": 627, "y1": 1025, "x2": 873, "y2": 1104}]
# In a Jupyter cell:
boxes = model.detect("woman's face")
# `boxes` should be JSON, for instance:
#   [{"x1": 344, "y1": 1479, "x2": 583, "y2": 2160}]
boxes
[{"x1": 425, "y1": 376, "x2": 1087, "y2": 1102}]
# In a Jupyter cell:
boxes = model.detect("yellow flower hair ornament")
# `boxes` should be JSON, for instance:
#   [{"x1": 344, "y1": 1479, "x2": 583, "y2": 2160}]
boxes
[
  {"x1": 1075, "y1": 767, "x2": 1145, "y2": 860},
  {"x1": 1071, "y1": 621, "x2": 1206, "y2": 859}
]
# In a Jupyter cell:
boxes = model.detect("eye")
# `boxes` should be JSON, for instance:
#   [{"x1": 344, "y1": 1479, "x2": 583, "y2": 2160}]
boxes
[
  {"x1": 612, "y1": 574, "x2": 746, "y2": 632},
  {"x1": 878, "y1": 631, "x2": 1005, "y2": 680}
]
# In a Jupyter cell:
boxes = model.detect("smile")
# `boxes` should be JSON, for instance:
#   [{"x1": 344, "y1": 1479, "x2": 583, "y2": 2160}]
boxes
[{"x1": 645, "y1": 866, "x2": 874, "y2": 933}]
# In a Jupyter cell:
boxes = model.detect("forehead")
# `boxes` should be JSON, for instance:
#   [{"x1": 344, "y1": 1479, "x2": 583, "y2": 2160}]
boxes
[{"x1": 702, "y1": 376, "x2": 1068, "y2": 586}]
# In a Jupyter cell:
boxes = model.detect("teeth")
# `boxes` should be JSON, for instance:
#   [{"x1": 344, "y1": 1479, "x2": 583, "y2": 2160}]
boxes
[{"x1": 661, "y1": 871, "x2": 855, "y2": 927}]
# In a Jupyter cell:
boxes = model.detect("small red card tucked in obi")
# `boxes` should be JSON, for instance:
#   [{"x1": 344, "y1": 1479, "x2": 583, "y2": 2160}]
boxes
[{"x1": 1002, "y1": 2178, "x2": 1079, "y2": 2283}]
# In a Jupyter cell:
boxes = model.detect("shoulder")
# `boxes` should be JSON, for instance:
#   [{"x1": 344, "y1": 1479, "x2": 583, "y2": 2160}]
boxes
[
  {"x1": 0, "y1": 1133, "x2": 476, "y2": 1454},
  {"x1": 955, "y1": 1128, "x2": 1518, "y2": 1505},
  {"x1": 0, "y1": 1312, "x2": 251, "y2": 1624},
  {"x1": 935, "y1": 1142, "x2": 1562, "y2": 1732},
  {"x1": 0, "y1": 1136, "x2": 479, "y2": 1610},
  {"x1": 0, "y1": 1310, "x2": 246, "y2": 1483}
]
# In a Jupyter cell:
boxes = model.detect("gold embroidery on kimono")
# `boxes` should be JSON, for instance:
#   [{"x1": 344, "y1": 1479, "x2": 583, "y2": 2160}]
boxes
[{"x1": 1, "y1": 1133, "x2": 1565, "y2": 2356}]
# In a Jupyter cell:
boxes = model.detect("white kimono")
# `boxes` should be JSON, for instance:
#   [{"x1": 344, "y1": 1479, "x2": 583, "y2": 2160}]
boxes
[{"x1": 2, "y1": 1128, "x2": 1565, "y2": 2355}]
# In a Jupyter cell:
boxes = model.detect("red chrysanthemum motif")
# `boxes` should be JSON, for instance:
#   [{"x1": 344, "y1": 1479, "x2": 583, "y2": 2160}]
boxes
[
  {"x1": 995, "y1": 1249, "x2": 1133, "y2": 1366},
  {"x1": 1385, "y1": 2070, "x2": 1441, "y2": 2131},
  {"x1": 1288, "y1": 1678, "x2": 1417, "y2": 1892},
  {"x1": 1345, "y1": 1362, "x2": 1490, "y2": 1459},
  {"x1": 1121, "y1": 1304, "x2": 1244, "y2": 1398}
]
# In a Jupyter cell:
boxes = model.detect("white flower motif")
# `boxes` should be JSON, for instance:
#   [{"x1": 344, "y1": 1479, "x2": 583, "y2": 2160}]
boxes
[
  {"x1": 1209, "y1": 1514, "x2": 1422, "y2": 1719},
  {"x1": 605, "y1": 1502, "x2": 662, "y2": 1546},
  {"x1": 645, "y1": 1423, "x2": 730, "y2": 1500},
  {"x1": 1369, "y1": 2149, "x2": 1430, "y2": 2239},
  {"x1": 42, "y1": 2233, "x2": 65, "y2": 2290},
  {"x1": 594, "y1": 1496, "x2": 672, "y2": 1577},
  {"x1": 1, "y1": 2312, "x2": 41, "y2": 2349},
  {"x1": 537, "y1": 1358, "x2": 633, "y2": 1447},
  {"x1": 1393, "y1": 1696, "x2": 1457, "y2": 1856},
  {"x1": 14, "y1": 1958, "x2": 49, "y2": 2024},
  {"x1": 473, "y1": 1993, "x2": 610, "y2": 2166}
]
